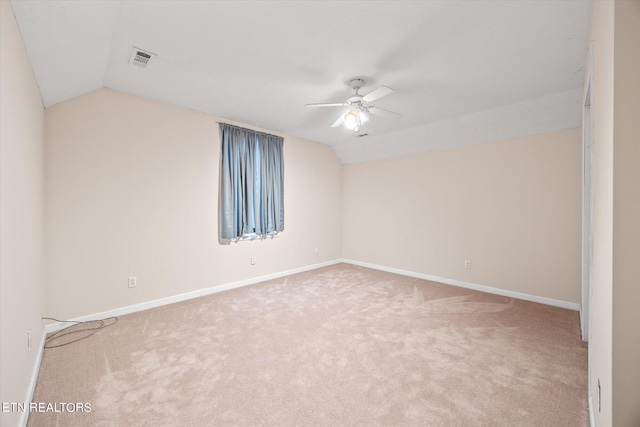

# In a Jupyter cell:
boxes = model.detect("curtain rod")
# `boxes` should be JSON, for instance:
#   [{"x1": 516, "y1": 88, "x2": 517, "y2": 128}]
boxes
[{"x1": 217, "y1": 122, "x2": 283, "y2": 140}]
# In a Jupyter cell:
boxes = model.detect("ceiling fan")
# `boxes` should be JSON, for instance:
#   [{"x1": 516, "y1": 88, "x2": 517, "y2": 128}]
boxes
[{"x1": 305, "y1": 78, "x2": 402, "y2": 132}]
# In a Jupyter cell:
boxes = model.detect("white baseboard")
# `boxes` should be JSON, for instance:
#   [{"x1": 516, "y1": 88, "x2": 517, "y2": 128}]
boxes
[
  {"x1": 340, "y1": 259, "x2": 581, "y2": 311},
  {"x1": 44, "y1": 258, "x2": 579, "y2": 335},
  {"x1": 589, "y1": 395, "x2": 596, "y2": 427},
  {"x1": 44, "y1": 259, "x2": 342, "y2": 333},
  {"x1": 19, "y1": 328, "x2": 47, "y2": 427}
]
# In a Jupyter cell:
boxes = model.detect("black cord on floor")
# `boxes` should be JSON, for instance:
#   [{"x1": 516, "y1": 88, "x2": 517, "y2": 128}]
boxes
[{"x1": 42, "y1": 317, "x2": 118, "y2": 349}]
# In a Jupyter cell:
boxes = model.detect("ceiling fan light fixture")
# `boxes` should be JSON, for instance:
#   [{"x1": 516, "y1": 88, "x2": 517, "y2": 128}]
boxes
[
  {"x1": 344, "y1": 108, "x2": 359, "y2": 129},
  {"x1": 359, "y1": 110, "x2": 369, "y2": 123}
]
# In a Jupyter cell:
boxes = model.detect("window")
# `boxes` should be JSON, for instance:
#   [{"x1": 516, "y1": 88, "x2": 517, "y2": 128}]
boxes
[{"x1": 219, "y1": 123, "x2": 284, "y2": 241}]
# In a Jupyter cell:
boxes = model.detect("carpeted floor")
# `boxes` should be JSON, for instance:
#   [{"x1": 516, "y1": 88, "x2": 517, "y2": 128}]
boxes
[{"x1": 28, "y1": 263, "x2": 588, "y2": 426}]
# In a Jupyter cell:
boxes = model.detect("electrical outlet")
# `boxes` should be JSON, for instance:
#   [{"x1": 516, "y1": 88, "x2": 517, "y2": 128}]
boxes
[
  {"x1": 464, "y1": 260, "x2": 471, "y2": 269},
  {"x1": 251, "y1": 256, "x2": 256, "y2": 265},
  {"x1": 128, "y1": 276, "x2": 137, "y2": 288},
  {"x1": 28, "y1": 329, "x2": 31, "y2": 352},
  {"x1": 314, "y1": 246, "x2": 319, "y2": 254},
  {"x1": 370, "y1": 246, "x2": 375, "y2": 254}
]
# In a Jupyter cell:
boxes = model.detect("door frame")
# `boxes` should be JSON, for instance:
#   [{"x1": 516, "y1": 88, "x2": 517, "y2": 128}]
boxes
[
  {"x1": 581, "y1": 43, "x2": 594, "y2": 344},
  {"x1": 581, "y1": 42, "x2": 594, "y2": 425}
]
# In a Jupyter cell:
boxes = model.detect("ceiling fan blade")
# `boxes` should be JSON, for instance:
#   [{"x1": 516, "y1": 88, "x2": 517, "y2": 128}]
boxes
[
  {"x1": 362, "y1": 86, "x2": 393, "y2": 103},
  {"x1": 331, "y1": 114, "x2": 344, "y2": 128},
  {"x1": 369, "y1": 106, "x2": 403, "y2": 119},
  {"x1": 305, "y1": 103, "x2": 345, "y2": 108}
]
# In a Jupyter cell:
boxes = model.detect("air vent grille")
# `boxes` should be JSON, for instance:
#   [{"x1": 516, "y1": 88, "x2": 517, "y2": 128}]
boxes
[{"x1": 129, "y1": 47, "x2": 155, "y2": 68}]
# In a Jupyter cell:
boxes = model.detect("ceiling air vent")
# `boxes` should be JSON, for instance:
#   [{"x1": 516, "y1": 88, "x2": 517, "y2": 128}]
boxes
[{"x1": 129, "y1": 47, "x2": 155, "y2": 68}]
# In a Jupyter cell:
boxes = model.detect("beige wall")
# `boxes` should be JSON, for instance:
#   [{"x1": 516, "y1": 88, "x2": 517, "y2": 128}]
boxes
[
  {"x1": 44, "y1": 88, "x2": 342, "y2": 319},
  {"x1": 589, "y1": 1, "x2": 640, "y2": 427},
  {"x1": 612, "y1": 1, "x2": 640, "y2": 425},
  {"x1": 589, "y1": 1, "x2": 615, "y2": 425},
  {"x1": 589, "y1": 1, "x2": 640, "y2": 426},
  {"x1": 0, "y1": 1, "x2": 46, "y2": 426},
  {"x1": 343, "y1": 129, "x2": 582, "y2": 304}
]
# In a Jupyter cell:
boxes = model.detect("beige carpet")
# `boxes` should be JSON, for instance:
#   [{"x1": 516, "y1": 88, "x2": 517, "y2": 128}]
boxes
[{"x1": 29, "y1": 263, "x2": 588, "y2": 426}]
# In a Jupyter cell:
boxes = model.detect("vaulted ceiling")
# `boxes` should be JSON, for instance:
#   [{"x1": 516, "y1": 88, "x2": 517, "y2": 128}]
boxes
[{"x1": 11, "y1": 0, "x2": 592, "y2": 163}]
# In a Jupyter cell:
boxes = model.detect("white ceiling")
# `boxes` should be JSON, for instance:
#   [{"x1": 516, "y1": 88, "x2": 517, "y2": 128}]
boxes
[{"x1": 11, "y1": 0, "x2": 592, "y2": 163}]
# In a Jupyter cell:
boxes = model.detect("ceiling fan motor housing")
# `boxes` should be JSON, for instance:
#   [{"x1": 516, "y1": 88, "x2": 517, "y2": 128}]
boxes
[{"x1": 348, "y1": 95, "x2": 364, "y2": 105}]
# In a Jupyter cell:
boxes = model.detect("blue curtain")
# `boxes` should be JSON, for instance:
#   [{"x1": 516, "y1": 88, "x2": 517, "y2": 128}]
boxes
[{"x1": 220, "y1": 123, "x2": 284, "y2": 240}]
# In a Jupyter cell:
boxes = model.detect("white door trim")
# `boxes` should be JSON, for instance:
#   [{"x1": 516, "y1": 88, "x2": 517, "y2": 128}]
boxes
[
  {"x1": 581, "y1": 42, "x2": 594, "y2": 343},
  {"x1": 581, "y1": 41, "x2": 595, "y2": 423}
]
